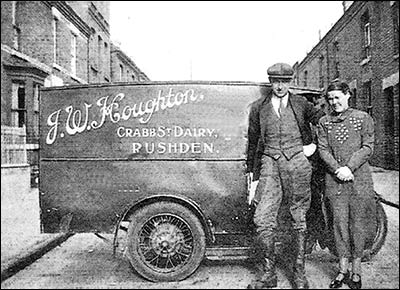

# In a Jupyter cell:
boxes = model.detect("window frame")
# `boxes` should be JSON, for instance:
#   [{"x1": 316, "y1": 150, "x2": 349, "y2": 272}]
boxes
[
  {"x1": 11, "y1": 81, "x2": 27, "y2": 128},
  {"x1": 71, "y1": 33, "x2": 77, "y2": 75}
]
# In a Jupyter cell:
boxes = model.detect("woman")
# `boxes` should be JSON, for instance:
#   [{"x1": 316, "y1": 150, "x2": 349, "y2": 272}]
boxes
[{"x1": 317, "y1": 81, "x2": 376, "y2": 289}]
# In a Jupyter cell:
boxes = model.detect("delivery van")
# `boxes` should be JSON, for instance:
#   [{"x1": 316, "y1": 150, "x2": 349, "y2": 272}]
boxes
[{"x1": 39, "y1": 81, "x2": 387, "y2": 282}]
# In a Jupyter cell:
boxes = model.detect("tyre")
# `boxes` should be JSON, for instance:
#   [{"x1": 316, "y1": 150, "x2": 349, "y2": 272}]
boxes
[
  {"x1": 362, "y1": 201, "x2": 388, "y2": 261},
  {"x1": 326, "y1": 200, "x2": 388, "y2": 261},
  {"x1": 126, "y1": 201, "x2": 206, "y2": 282}
]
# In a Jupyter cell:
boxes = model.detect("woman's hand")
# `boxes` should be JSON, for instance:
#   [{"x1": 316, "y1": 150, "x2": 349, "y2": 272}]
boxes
[{"x1": 335, "y1": 166, "x2": 354, "y2": 181}]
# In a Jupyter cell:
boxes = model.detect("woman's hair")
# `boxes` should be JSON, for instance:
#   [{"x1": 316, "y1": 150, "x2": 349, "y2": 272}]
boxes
[{"x1": 326, "y1": 80, "x2": 350, "y2": 95}]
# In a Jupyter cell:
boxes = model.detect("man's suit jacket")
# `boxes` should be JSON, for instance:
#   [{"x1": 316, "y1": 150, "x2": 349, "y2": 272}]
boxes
[{"x1": 246, "y1": 91, "x2": 324, "y2": 179}]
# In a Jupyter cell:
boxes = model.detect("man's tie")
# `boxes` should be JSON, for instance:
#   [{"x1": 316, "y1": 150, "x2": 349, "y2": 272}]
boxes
[{"x1": 278, "y1": 97, "x2": 284, "y2": 118}]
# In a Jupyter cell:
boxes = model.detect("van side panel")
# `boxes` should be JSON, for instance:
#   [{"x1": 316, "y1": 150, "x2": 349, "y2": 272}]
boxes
[
  {"x1": 39, "y1": 83, "x2": 268, "y2": 233},
  {"x1": 40, "y1": 160, "x2": 247, "y2": 233}
]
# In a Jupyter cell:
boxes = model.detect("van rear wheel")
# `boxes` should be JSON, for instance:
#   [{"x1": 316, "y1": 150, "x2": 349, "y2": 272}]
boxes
[{"x1": 126, "y1": 201, "x2": 206, "y2": 282}]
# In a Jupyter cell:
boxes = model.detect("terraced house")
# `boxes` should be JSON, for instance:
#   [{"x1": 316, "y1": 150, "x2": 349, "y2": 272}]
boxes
[{"x1": 1, "y1": 1, "x2": 149, "y2": 187}]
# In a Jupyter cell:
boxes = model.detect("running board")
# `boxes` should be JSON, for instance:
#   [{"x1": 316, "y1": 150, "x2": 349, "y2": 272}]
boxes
[
  {"x1": 205, "y1": 241, "x2": 286, "y2": 261},
  {"x1": 205, "y1": 246, "x2": 251, "y2": 261}
]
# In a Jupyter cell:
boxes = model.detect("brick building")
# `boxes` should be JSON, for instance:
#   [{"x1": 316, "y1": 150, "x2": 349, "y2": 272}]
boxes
[
  {"x1": 1, "y1": 1, "x2": 149, "y2": 186},
  {"x1": 294, "y1": 1, "x2": 399, "y2": 170},
  {"x1": 66, "y1": 1, "x2": 111, "y2": 83},
  {"x1": 111, "y1": 42, "x2": 149, "y2": 82}
]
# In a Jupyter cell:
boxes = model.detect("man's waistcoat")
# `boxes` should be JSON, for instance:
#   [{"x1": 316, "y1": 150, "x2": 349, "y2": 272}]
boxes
[{"x1": 263, "y1": 101, "x2": 303, "y2": 160}]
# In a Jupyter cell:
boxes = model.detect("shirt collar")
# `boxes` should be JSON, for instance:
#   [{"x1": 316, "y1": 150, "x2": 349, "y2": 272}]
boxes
[
  {"x1": 329, "y1": 108, "x2": 353, "y2": 122},
  {"x1": 271, "y1": 93, "x2": 289, "y2": 106}
]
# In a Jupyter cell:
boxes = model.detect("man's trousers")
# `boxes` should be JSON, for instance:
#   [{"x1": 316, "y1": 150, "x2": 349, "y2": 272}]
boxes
[{"x1": 253, "y1": 152, "x2": 312, "y2": 242}]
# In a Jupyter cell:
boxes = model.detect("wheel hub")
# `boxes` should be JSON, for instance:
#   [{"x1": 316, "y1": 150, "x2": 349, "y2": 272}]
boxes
[{"x1": 150, "y1": 223, "x2": 184, "y2": 257}]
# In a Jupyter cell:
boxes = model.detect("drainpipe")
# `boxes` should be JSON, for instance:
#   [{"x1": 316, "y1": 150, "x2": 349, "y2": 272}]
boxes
[{"x1": 325, "y1": 40, "x2": 330, "y2": 82}]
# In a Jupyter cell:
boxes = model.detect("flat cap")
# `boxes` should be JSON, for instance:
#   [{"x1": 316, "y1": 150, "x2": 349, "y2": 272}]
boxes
[{"x1": 267, "y1": 63, "x2": 294, "y2": 79}]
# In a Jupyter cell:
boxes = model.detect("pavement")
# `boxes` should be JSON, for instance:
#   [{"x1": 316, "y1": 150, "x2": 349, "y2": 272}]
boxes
[
  {"x1": 0, "y1": 184, "x2": 74, "y2": 282},
  {"x1": 1, "y1": 167, "x2": 398, "y2": 283}
]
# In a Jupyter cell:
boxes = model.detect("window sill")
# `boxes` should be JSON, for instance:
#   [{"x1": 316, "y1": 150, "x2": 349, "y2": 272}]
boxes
[
  {"x1": 360, "y1": 57, "x2": 371, "y2": 66},
  {"x1": 1, "y1": 163, "x2": 30, "y2": 169},
  {"x1": 90, "y1": 64, "x2": 98, "y2": 72},
  {"x1": 53, "y1": 63, "x2": 87, "y2": 84},
  {"x1": 71, "y1": 73, "x2": 86, "y2": 83},
  {"x1": 53, "y1": 63, "x2": 63, "y2": 71}
]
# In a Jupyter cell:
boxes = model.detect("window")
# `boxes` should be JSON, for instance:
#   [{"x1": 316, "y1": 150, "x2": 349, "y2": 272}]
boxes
[
  {"x1": 119, "y1": 64, "x2": 124, "y2": 81},
  {"x1": 53, "y1": 18, "x2": 59, "y2": 64},
  {"x1": 104, "y1": 42, "x2": 108, "y2": 56},
  {"x1": 392, "y1": 1, "x2": 399, "y2": 55},
  {"x1": 132, "y1": 74, "x2": 136, "y2": 81},
  {"x1": 333, "y1": 41, "x2": 340, "y2": 79},
  {"x1": 13, "y1": 26, "x2": 21, "y2": 50},
  {"x1": 363, "y1": 81, "x2": 372, "y2": 115},
  {"x1": 361, "y1": 12, "x2": 371, "y2": 59},
  {"x1": 318, "y1": 55, "x2": 324, "y2": 88},
  {"x1": 71, "y1": 33, "x2": 77, "y2": 75},
  {"x1": 33, "y1": 84, "x2": 40, "y2": 113},
  {"x1": 364, "y1": 23, "x2": 371, "y2": 56},
  {"x1": 98, "y1": 35, "x2": 102, "y2": 71},
  {"x1": 334, "y1": 62, "x2": 340, "y2": 79},
  {"x1": 104, "y1": 42, "x2": 109, "y2": 74},
  {"x1": 11, "y1": 82, "x2": 26, "y2": 128},
  {"x1": 90, "y1": 27, "x2": 97, "y2": 70},
  {"x1": 127, "y1": 70, "x2": 130, "y2": 81},
  {"x1": 33, "y1": 84, "x2": 40, "y2": 138},
  {"x1": 303, "y1": 71, "x2": 308, "y2": 87}
]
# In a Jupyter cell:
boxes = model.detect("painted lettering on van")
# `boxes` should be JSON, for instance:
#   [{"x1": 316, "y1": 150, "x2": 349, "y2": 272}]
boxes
[
  {"x1": 45, "y1": 88, "x2": 204, "y2": 145},
  {"x1": 117, "y1": 126, "x2": 219, "y2": 155},
  {"x1": 132, "y1": 142, "x2": 216, "y2": 154},
  {"x1": 116, "y1": 126, "x2": 218, "y2": 138}
]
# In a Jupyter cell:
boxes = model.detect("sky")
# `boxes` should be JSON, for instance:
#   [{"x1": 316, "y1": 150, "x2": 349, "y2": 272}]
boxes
[{"x1": 110, "y1": 1, "x2": 344, "y2": 82}]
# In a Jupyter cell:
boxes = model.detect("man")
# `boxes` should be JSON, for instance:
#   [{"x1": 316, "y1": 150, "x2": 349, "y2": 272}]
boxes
[{"x1": 246, "y1": 63, "x2": 324, "y2": 289}]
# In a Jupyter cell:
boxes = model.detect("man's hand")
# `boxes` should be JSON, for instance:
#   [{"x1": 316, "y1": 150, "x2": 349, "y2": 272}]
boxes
[
  {"x1": 335, "y1": 166, "x2": 354, "y2": 181},
  {"x1": 303, "y1": 143, "x2": 317, "y2": 157}
]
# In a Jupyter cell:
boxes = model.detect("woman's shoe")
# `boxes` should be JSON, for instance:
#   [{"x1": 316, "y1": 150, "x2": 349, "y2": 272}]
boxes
[
  {"x1": 329, "y1": 271, "x2": 350, "y2": 288},
  {"x1": 348, "y1": 274, "x2": 362, "y2": 289}
]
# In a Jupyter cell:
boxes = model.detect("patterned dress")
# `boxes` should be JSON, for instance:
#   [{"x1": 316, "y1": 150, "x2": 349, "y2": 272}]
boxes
[{"x1": 317, "y1": 108, "x2": 376, "y2": 258}]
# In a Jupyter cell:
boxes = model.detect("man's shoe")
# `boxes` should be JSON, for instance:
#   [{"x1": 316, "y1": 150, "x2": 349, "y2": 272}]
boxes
[
  {"x1": 329, "y1": 271, "x2": 350, "y2": 288},
  {"x1": 249, "y1": 236, "x2": 277, "y2": 289},
  {"x1": 293, "y1": 230, "x2": 309, "y2": 289},
  {"x1": 348, "y1": 274, "x2": 362, "y2": 289}
]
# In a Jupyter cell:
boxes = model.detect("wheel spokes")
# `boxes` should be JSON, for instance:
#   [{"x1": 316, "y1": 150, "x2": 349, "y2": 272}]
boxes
[{"x1": 138, "y1": 213, "x2": 194, "y2": 272}]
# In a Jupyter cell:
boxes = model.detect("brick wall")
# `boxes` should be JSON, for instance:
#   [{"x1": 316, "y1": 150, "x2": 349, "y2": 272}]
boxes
[
  {"x1": 17, "y1": 2, "x2": 53, "y2": 67},
  {"x1": 1, "y1": 2, "x2": 14, "y2": 46}
]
